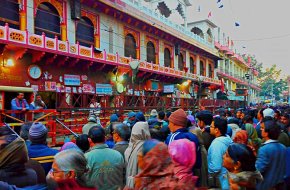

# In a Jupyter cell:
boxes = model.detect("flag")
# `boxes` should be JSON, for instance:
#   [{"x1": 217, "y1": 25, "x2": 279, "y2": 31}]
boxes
[
  {"x1": 221, "y1": 78, "x2": 225, "y2": 92},
  {"x1": 197, "y1": 5, "x2": 201, "y2": 12},
  {"x1": 219, "y1": 5, "x2": 224, "y2": 8},
  {"x1": 235, "y1": 22, "x2": 240, "y2": 26},
  {"x1": 217, "y1": 0, "x2": 222, "y2": 3},
  {"x1": 231, "y1": 40, "x2": 234, "y2": 47},
  {"x1": 208, "y1": 11, "x2": 212, "y2": 18},
  {"x1": 242, "y1": 46, "x2": 246, "y2": 48},
  {"x1": 247, "y1": 56, "x2": 251, "y2": 63}
]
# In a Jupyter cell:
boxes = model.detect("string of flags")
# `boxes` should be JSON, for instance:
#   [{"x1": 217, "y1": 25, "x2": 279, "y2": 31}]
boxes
[{"x1": 198, "y1": 0, "x2": 240, "y2": 27}]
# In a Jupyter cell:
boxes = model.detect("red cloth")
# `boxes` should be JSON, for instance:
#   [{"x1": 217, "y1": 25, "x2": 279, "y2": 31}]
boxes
[
  {"x1": 134, "y1": 142, "x2": 192, "y2": 190},
  {"x1": 56, "y1": 179, "x2": 96, "y2": 190}
]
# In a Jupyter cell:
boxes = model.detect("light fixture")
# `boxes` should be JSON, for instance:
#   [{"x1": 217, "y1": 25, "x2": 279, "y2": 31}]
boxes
[
  {"x1": 2, "y1": 58, "x2": 14, "y2": 67},
  {"x1": 118, "y1": 75, "x2": 124, "y2": 82},
  {"x1": 182, "y1": 81, "x2": 189, "y2": 86}
]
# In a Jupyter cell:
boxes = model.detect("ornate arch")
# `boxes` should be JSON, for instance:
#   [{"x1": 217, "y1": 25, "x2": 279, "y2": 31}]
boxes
[
  {"x1": 164, "y1": 43, "x2": 173, "y2": 68},
  {"x1": 34, "y1": 0, "x2": 63, "y2": 19},
  {"x1": 124, "y1": 27, "x2": 140, "y2": 59},
  {"x1": 81, "y1": 9, "x2": 100, "y2": 48},
  {"x1": 146, "y1": 35, "x2": 159, "y2": 64},
  {"x1": 199, "y1": 57, "x2": 206, "y2": 76},
  {"x1": 189, "y1": 54, "x2": 196, "y2": 74}
]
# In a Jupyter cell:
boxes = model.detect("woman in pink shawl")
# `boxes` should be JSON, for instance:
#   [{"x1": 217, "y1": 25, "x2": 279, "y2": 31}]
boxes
[{"x1": 168, "y1": 139, "x2": 198, "y2": 187}]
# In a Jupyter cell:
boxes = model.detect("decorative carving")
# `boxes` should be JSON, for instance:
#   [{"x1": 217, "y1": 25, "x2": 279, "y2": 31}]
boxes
[
  {"x1": 159, "y1": 66, "x2": 164, "y2": 72},
  {"x1": 29, "y1": 36, "x2": 42, "y2": 46},
  {"x1": 107, "y1": 54, "x2": 116, "y2": 62},
  {"x1": 139, "y1": 62, "x2": 145, "y2": 68},
  {"x1": 0, "y1": 29, "x2": 4, "y2": 38},
  {"x1": 46, "y1": 54, "x2": 57, "y2": 65},
  {"x1": 9, "y1": 32, "x2": 24, "y2": 42},
  {"x1": 94, "y1": 52, "x2": 103, "y2": 59},
  {"x1": 81, "y1": 10, "x2": 99, "y2": 33},
  {"x1": 34, "y1": 0, "x2": 63, "y2": 18},
  {"x1": 80, "y1": 48, "x2": 91, "y2": 57},
  {"x1": 14, "y1": 48, "x2": 27, "y2": 60},
  {"x1": 58, "y1": 43, "x2": 66, "y2": 51},
  {"x1": 124, "y1": 27, "x2": 140, "y2": 47},
  {"x1": 70, "y1": 45, "x2": 77, "y2": 53},
  {"x1": 46, "y1": 40, "x2": 55, "y2": 48},
  {"x1": 119, "y1": 57, "x2": 130, "y2": 64},
  {"x1": 146, "y1": 63, "x2": 152, "y2": 70},
  {"x1": 153, "y1": 64, "x2": 159, "y2": 71}
]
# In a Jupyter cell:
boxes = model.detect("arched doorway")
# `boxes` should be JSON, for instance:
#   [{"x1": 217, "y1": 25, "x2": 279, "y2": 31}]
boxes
[{"x1": 178, "y1": 53, "x2": 184, "y2": 71}]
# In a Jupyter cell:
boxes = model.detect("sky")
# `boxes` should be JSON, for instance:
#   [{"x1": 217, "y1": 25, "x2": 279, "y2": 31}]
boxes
[{"x1": 142, "y1": 0, "x2": 290, "y2": 78}]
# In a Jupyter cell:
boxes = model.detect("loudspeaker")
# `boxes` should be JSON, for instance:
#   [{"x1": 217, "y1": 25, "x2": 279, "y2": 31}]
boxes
[
  {"x1": 175, "y1": 43, "x2": 180, "y2": 55},
  {"x1": 70, "y1": 0, "x2": 81, "y2": 20}
]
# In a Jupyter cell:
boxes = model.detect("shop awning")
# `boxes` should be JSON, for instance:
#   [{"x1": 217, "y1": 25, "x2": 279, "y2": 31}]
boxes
[{"x1": 0, "y1": 86, "x2": 33, "y2": 92}]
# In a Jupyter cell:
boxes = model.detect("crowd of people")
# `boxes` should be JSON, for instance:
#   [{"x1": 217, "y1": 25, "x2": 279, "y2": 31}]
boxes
[{"x1": 0, "y1": 105, "x2": 290, "y2": 190}]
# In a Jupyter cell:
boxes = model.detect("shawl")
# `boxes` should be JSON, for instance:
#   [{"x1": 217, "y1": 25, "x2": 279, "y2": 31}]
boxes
[
  {"x1": 233, "y1": 130, "x2": 248, "y2": 145},
  {"x1": 15, "y1": 99, "x2": 26, "y2": 108},
  {"x1": 124, "y1": 122, "x2": 151, "y2": 187},
  {"x1": 228, "y1": 171, "x2": 263, "y2": 189},
  {"x1": 0, "y1": 137, "x2": 28, "y2": 169},
  {"x1": 245, "y1": 124, "x2": 262, "y2": 149},
  {"x1": 168, "y1": 139, "x2": 198, "y2": 186},
  {"x1": 134, "y1": 142, "x2": 191, "y2": 190}
]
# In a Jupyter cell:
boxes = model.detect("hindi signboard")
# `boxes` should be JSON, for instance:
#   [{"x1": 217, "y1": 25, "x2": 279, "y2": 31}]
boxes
[
  {"x1": 64, "y1": 74, "x2": 81, "y2": 86},
  {"x1": 96, "y1": 83, "x2": 113, "y2": 95}
]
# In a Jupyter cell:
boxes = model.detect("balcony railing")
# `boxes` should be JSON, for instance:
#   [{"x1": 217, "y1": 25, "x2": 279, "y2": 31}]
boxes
[{"x1": 0, "y1": 24, "x2": 221, "y2": 86}]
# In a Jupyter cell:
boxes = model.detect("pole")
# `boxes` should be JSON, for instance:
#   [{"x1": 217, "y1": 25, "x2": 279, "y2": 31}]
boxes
[{"x1": 53, "y1": 116, "x2": 79, "y2": 138}]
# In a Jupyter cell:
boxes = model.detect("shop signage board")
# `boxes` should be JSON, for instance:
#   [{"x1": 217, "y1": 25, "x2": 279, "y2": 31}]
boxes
[
  {"x1": 163, "y1": 84, "x2": 174, "y2": 93},
  {"x1": 64, "y1": 75, "x2": 81, "y2": 86},
  {"x1": 235, "y1": 88, "x2": 248, "y2": 96},
  {"x1": 96, "y1": 83, "x2": 113, "y2": 95}
]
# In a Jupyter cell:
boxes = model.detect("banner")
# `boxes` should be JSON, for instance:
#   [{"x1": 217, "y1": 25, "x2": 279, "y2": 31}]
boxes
[
  {"x1": 96, "y1": 83, "x2": 113, "y2": 95},
  {"x1": 64, "y1": 74, "x2": 81, "y2": 86}
]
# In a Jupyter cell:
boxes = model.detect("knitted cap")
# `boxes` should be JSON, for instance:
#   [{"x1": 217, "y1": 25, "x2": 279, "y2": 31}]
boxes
[
  {"x1": 29, "y1": 122, "x2": 48, "y2": 144},
  {"x1": 168, "y1": 109, "x2": 188, "y2": 127}
]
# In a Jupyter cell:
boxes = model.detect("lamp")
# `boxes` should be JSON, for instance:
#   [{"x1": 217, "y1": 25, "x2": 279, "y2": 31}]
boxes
[{"x1": 2, "y1": 58, "x2": 14, "y2": 67}]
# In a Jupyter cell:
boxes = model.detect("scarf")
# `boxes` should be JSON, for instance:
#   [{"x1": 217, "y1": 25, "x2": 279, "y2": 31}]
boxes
[
  {"x1": 134, "y1": 142, "x2": 191, "y2": 190},
  {"x1": 168, "y1": 139, "x2": 197, "y2": 186},
  {"x1": 0, "y1": 137, "x2": 28, "y2": 169},
  {"x1": 15, "y1": 99, "x2": 26, "y2": 108},
  {"x1": 125, "y1": 122, "x2": 151, "y2": 187}
]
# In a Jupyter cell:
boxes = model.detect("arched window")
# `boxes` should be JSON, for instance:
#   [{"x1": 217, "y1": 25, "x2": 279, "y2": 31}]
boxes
[
  {"x1": 191, "y1": 27, "x2": 204, "y2": 39},
  {"x1": 35, "y1": 2, "x2": 60, "y2": 39},
  {"x1": 208, "y1": 64, "x2": 213, "y2": 78},
  {"x1": 207, "y1": 28, "x2": 213, "y2": 42},
  {"x1": 109, "y1": 27, "x2": 113, "y2": 53},
  {"x1": 124, "y1": 34, "x2": 137, "y2": 59},
  {"x1": 76, "y1": 17, "x2": 94, "y2": 47},
  {"x1": 178, "y1": 53, "x2": 184, "y2": 71},
  {"x1": 164, "y1": 48, "x2": 171, "y2": 68},
  {"x1": 200, "y1": 60, "x2": 205, "y2": 76},
  {"x1": 146, "y1": 41, "x2": 156, "y2": 64},
  {"x1": 190, "y1": 57, "x2": 195, "y2": 74},
  {"x1": 0, "y1": 0, "x2": 19, "y2": 29}
]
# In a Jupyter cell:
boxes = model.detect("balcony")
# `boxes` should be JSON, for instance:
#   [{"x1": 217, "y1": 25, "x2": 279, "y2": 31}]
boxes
[{"x1": 0, "y1": 24, "x2": 221, "y2": 86}]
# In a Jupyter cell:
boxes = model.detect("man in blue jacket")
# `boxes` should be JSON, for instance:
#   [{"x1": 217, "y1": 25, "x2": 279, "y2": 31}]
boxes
[
  {"x1": 256, "y1": 119, "x2": 286, "y2": 190},
  {"x1": 165, "y1": 108, "x2": 201, "y2": 170},
  {"x1": 208, "y1": 117, "x2": 232, "y2": 189}
]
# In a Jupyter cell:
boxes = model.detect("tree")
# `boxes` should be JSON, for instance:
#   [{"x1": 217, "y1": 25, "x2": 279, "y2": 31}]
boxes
[{"x1": 258, "y1": 64, "x2": 287, "y2": 100}]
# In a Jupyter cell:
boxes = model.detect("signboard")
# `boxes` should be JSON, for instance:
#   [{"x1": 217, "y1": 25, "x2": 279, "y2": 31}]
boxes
[
  {"x1": 163, "y1": 84, "x2": 174, "y2": 93},
  {"x1": 45, "y1": 81, "x2": 56, "y2": 91},
  {"x1": 83, "y1": 84, "x2": 94, "y2": 93},
  {"x1": 96, "y1": 83, "x2": 113, "y2": 95},
  {"x1": 64, "y1": 74, "x2": 81, "y2": 86},
  {"x1": 235, "y1": 88, "x2": 248, "y2": 96}
]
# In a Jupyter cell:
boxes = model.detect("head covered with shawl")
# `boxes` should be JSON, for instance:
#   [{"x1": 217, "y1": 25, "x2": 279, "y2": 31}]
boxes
[
  {"x1": 233, "y1": 130, "x2": 248, "y2": 145},
  {"x1": 124, "y1": 122, "x2": 151, "y2": 187},
  {"x1": 245, "y1": 124, "x2": 261, "y2": 146},
  {"x1": 134, "y1": 140, "x2": 190, "y2": 190},
  {"x1": 168, "y1": 139, "x2": 198, "y2": 186}
]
